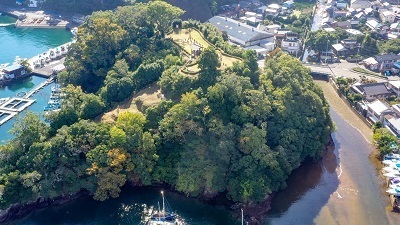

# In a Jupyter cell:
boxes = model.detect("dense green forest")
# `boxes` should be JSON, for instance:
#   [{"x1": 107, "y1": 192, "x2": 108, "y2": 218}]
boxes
[{"x1": 0, "y1": 1, "x2": 332, "y2": 208}]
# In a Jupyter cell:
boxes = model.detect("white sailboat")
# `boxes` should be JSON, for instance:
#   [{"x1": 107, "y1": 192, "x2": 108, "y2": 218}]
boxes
[{"x1": 146, "y1": 191, "x2": 185, "y2": 225}]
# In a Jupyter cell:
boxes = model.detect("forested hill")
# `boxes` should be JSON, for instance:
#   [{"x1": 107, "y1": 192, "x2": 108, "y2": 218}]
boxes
[
  {"x1": 165, "y1": 0, "x2": 213, "y2": 22},
  {"x1": 0, "y1": 1, "x2": 332, "y2": 215}
]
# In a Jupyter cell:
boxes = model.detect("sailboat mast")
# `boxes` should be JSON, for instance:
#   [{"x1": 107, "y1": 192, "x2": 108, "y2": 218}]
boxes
[
  {"x1": 158, "y1": 201, "x2": 161, "y2": 220},
  {"x1": 241, "y1": 208, "x2": 244, "y2": 225},
  {"x1": 161, "y1": 191, "x2": 165, "y2": 215}
]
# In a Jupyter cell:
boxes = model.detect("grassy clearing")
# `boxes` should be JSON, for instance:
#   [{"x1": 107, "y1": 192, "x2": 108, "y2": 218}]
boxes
[
  {"x1": 100, "y1": 82, "x2": 163, "y2": 123},
  {"x1": 168, "y1": 29, "x2": 241, "y2": 69},
  {"x1": 293, "y1": 10, "x2": 302, "y2": 17}
]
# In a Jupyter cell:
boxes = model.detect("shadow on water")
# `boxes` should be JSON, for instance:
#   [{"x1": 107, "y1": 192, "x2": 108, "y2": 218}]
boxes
[
  {"x1": 6, "y1": 77, "x2": 35, "y2": 92},
  {"x1": 11, "y1": 187, "x2": 238, "y2": 225},
  {"x1": 265, "y1": 125, "x2": 340, "y2": 224}
]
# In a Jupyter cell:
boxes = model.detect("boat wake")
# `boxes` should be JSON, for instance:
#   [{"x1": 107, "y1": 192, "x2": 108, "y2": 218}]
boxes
[{"x1": 0, "y1": 23, "x2": 14, "y2": 27}]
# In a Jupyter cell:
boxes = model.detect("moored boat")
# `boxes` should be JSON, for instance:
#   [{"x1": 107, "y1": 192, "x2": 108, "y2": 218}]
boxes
[{"x1": 146, "y1": 191, "x2": 185, "y2": 225}]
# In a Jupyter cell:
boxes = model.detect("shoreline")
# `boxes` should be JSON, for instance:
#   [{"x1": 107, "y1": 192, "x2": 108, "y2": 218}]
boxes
[
  {"x1": 0, "y1": 4, "x2": 77, "y2": 29},
  {"x1": 314, "y1": 79, "x2": 400, "y2": 225}
]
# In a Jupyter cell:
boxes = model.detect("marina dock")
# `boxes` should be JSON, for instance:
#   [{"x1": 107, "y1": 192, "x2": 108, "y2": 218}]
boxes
[
  {"x1": 0, "y1": 98, "x2": 35, "y2": 113},
  {"x1": 0, "y1": 110, "x2": 18, "y2": 126},
  {"x1": 24, "y1": 77, "x2": 54, "y2": 99},
  {"x1": 0, "y1": 77, "x2": 54, "y2": 126},
  {"x1": 1, "y1": 9, "x2": 69, "y2": 28}
]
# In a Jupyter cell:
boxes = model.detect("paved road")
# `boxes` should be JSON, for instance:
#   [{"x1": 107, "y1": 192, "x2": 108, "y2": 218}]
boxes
[
  {"x1": 305, "y1": 60, "x2": 400, "y2": 82},
  {"x1": 259, "y1": 57, "x2": 397, "y2": 83}
]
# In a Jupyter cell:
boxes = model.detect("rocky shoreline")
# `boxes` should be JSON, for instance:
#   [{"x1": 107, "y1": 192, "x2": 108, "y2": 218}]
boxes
[
  {"x1": 0, "y1": 135, "x2": 335, "y2": 225},
  {"x1": 0, "y1": 191, "x2": 89, "y2": 224}
]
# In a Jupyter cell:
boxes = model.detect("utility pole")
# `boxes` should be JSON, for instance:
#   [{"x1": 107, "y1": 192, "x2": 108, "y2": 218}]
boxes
[
  {"x1": 356, "y1": 44, "x2": 361, "y2": 67},
  {"x1": 325, "y1": 39, "x2": 330, "y2": 64}
]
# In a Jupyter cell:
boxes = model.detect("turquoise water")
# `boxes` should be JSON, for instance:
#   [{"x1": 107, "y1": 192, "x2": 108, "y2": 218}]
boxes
[
  {"x1": 0, "y1": 15, "x2": 73, "y2": 65},
  {"x1": 0, "y1": 15, "x2": 73, "y2": 142}
]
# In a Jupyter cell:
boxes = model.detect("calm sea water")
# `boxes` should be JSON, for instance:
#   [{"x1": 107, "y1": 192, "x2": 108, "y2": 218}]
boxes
[
  {"x1": 12, "y1": 187, "x2": 238, "y2": 225},
  {"x1": 0, "y1": 15, "x2": 72, "y2": 142}
]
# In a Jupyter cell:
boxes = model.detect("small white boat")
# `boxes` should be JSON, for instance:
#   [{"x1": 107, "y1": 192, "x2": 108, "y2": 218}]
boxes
[
  {"x1": 385, "y1": 153, "x2": 400, "y2": 160},
  {"x1": 71, "y1": 27, "x2": 78, "y2": 36},
  {"x1": 383, "y1": 172, "x2": 400, "y2": 178},
  {"x1": 382, "y1": 166, "x2": 399, "y2": 173},
  {"x1": 387, "y1": 188, "x2": 400, "y2": 196},
  {"x1": 383, "y1": 160, "x2": 399, "y2": 166}
]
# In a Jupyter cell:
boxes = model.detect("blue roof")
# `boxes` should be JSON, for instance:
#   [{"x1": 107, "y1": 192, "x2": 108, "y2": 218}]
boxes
[
  {"x1": 3, "y1": 64, "x2": 23, "y2": 72},
  {"x1": 394, "y1": 62, "x2": 400, "y2": 69}
]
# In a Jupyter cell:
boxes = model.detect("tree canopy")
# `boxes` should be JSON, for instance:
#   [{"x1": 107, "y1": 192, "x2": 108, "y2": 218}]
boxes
[{"x1": 0, "y1": 2, "x2": 333, "y2": 209}]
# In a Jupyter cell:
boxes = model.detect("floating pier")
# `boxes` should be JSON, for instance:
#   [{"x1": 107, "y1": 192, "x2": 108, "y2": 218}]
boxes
[
  {"x1": 0, "y1": 110, "x2": 18, "y2": 126},
  {"x1": 0, "y1": 98, "x2": 36, "y2": 113},
  {"x1": 24, "y1": 77, "x2": 54, "y2": 99}
]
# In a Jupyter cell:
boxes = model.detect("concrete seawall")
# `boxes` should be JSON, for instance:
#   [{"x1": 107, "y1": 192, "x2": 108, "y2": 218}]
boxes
[{"x1": 0, "y1": 5, "x2": 74, "y2": 29}]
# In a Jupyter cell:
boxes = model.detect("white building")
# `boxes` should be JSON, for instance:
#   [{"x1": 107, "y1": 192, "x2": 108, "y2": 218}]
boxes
[
  {"x1": 381, "y1": 11, "x2": 396, "y2": 23},
  {"x1": 208, "y1": 16, "x2": 274, "y2": 47},
  {"x1": 388, "y1": 81, "x2": 400, "y2": 97},
  {"x1": 366, "y1": 99, "x2": 391, "y2": 123},
  {"x1": 281, "y1": 32, "x2": 301, "y2": 56}
]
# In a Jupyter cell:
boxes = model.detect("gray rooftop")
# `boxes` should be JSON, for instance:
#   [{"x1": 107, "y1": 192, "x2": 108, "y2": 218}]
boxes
[
  {"x1": 208, "y1": 16, "x2": 274, "y2": 45},
  {"x1": 375, "y1": 53, "x2": 400, "y2": 62},
  {"x1": 357, "y1": 83, "x2": 391, "y2": 96},
  {"x1": 2, "y1": 64, "x2": 23, "y2": 72}
]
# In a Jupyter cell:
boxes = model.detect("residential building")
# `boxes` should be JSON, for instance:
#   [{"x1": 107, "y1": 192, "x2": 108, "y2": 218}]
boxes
[
  {"x1": 245, "y1": 17, "x2": 262, "y2": 26},
  {"x1": 208, "y1": 16, "x2": 274, "y2": 47},
  {"x1": 350, "y1": 0, "x2": 371, "y2": 9},
  {"x1": 365, "y1": 19, "x2": 387, "y2": 34},
  {"x1": 345, "y1": 28, "x2": 363, "y2": 36},
  {"x1": 244, "y1": 45, "x2": 272, "y2": 57},
  {"x1": 1, "y1": 64, "x2": 27, "y2": 79},
  {"x1": 366, "y1": 99, "x2": 391, "y2": 123},
  {"x1": 264, "y1": 8, "x2": 279, "y2": 16},
  {"x1": 256, "y1": 6, "x2": 268, "y2": 14},
  {"x1": 362, "y1": 57, "x2": 379, "y2": 70},
  {"x1": 274, "y1": 28, "x2": 291, "y2": 46},
  {"x1": 268, "y1": 4, "x2": 281, "y2": 11},
  {"x1": 381, "y1": 11, "x2": 396, "y2": 23},
  {"x1": 281, "y1": 32, "x2": 301, "y2": 56},
  {"x1": 337, "y1": 1, "x2": 348, "y2": 9},
  {"x1": 331, "y1": 20, "x2": 352, "y2": 29},
  {"x1": 351, "y1": 82, "x2": 392, "y2": 101},
  {"x1": 388, "y1": 81, "x2": 400, "y2": 97},
  {"x1": 332, "y1": 43, "x2": 347, "y2": 56},
  {"x1": 283, "y1": 0, "x2": 295, "y2": 8},
  {"x1": 258, "y1": 24, "x2": 281, "y2": 34},
  {"x1": 332, "y1": 39, "x2": 359, "y2": 57},
  {"x1": 333, "y1": 10, "x2": 348, "y2": 19},
  {"x1": 382, "y1": 112, "x2": 400, "y2": 137},
  {"x1": 375, "y1": 53, "x2": 400, "y2": 71}
]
